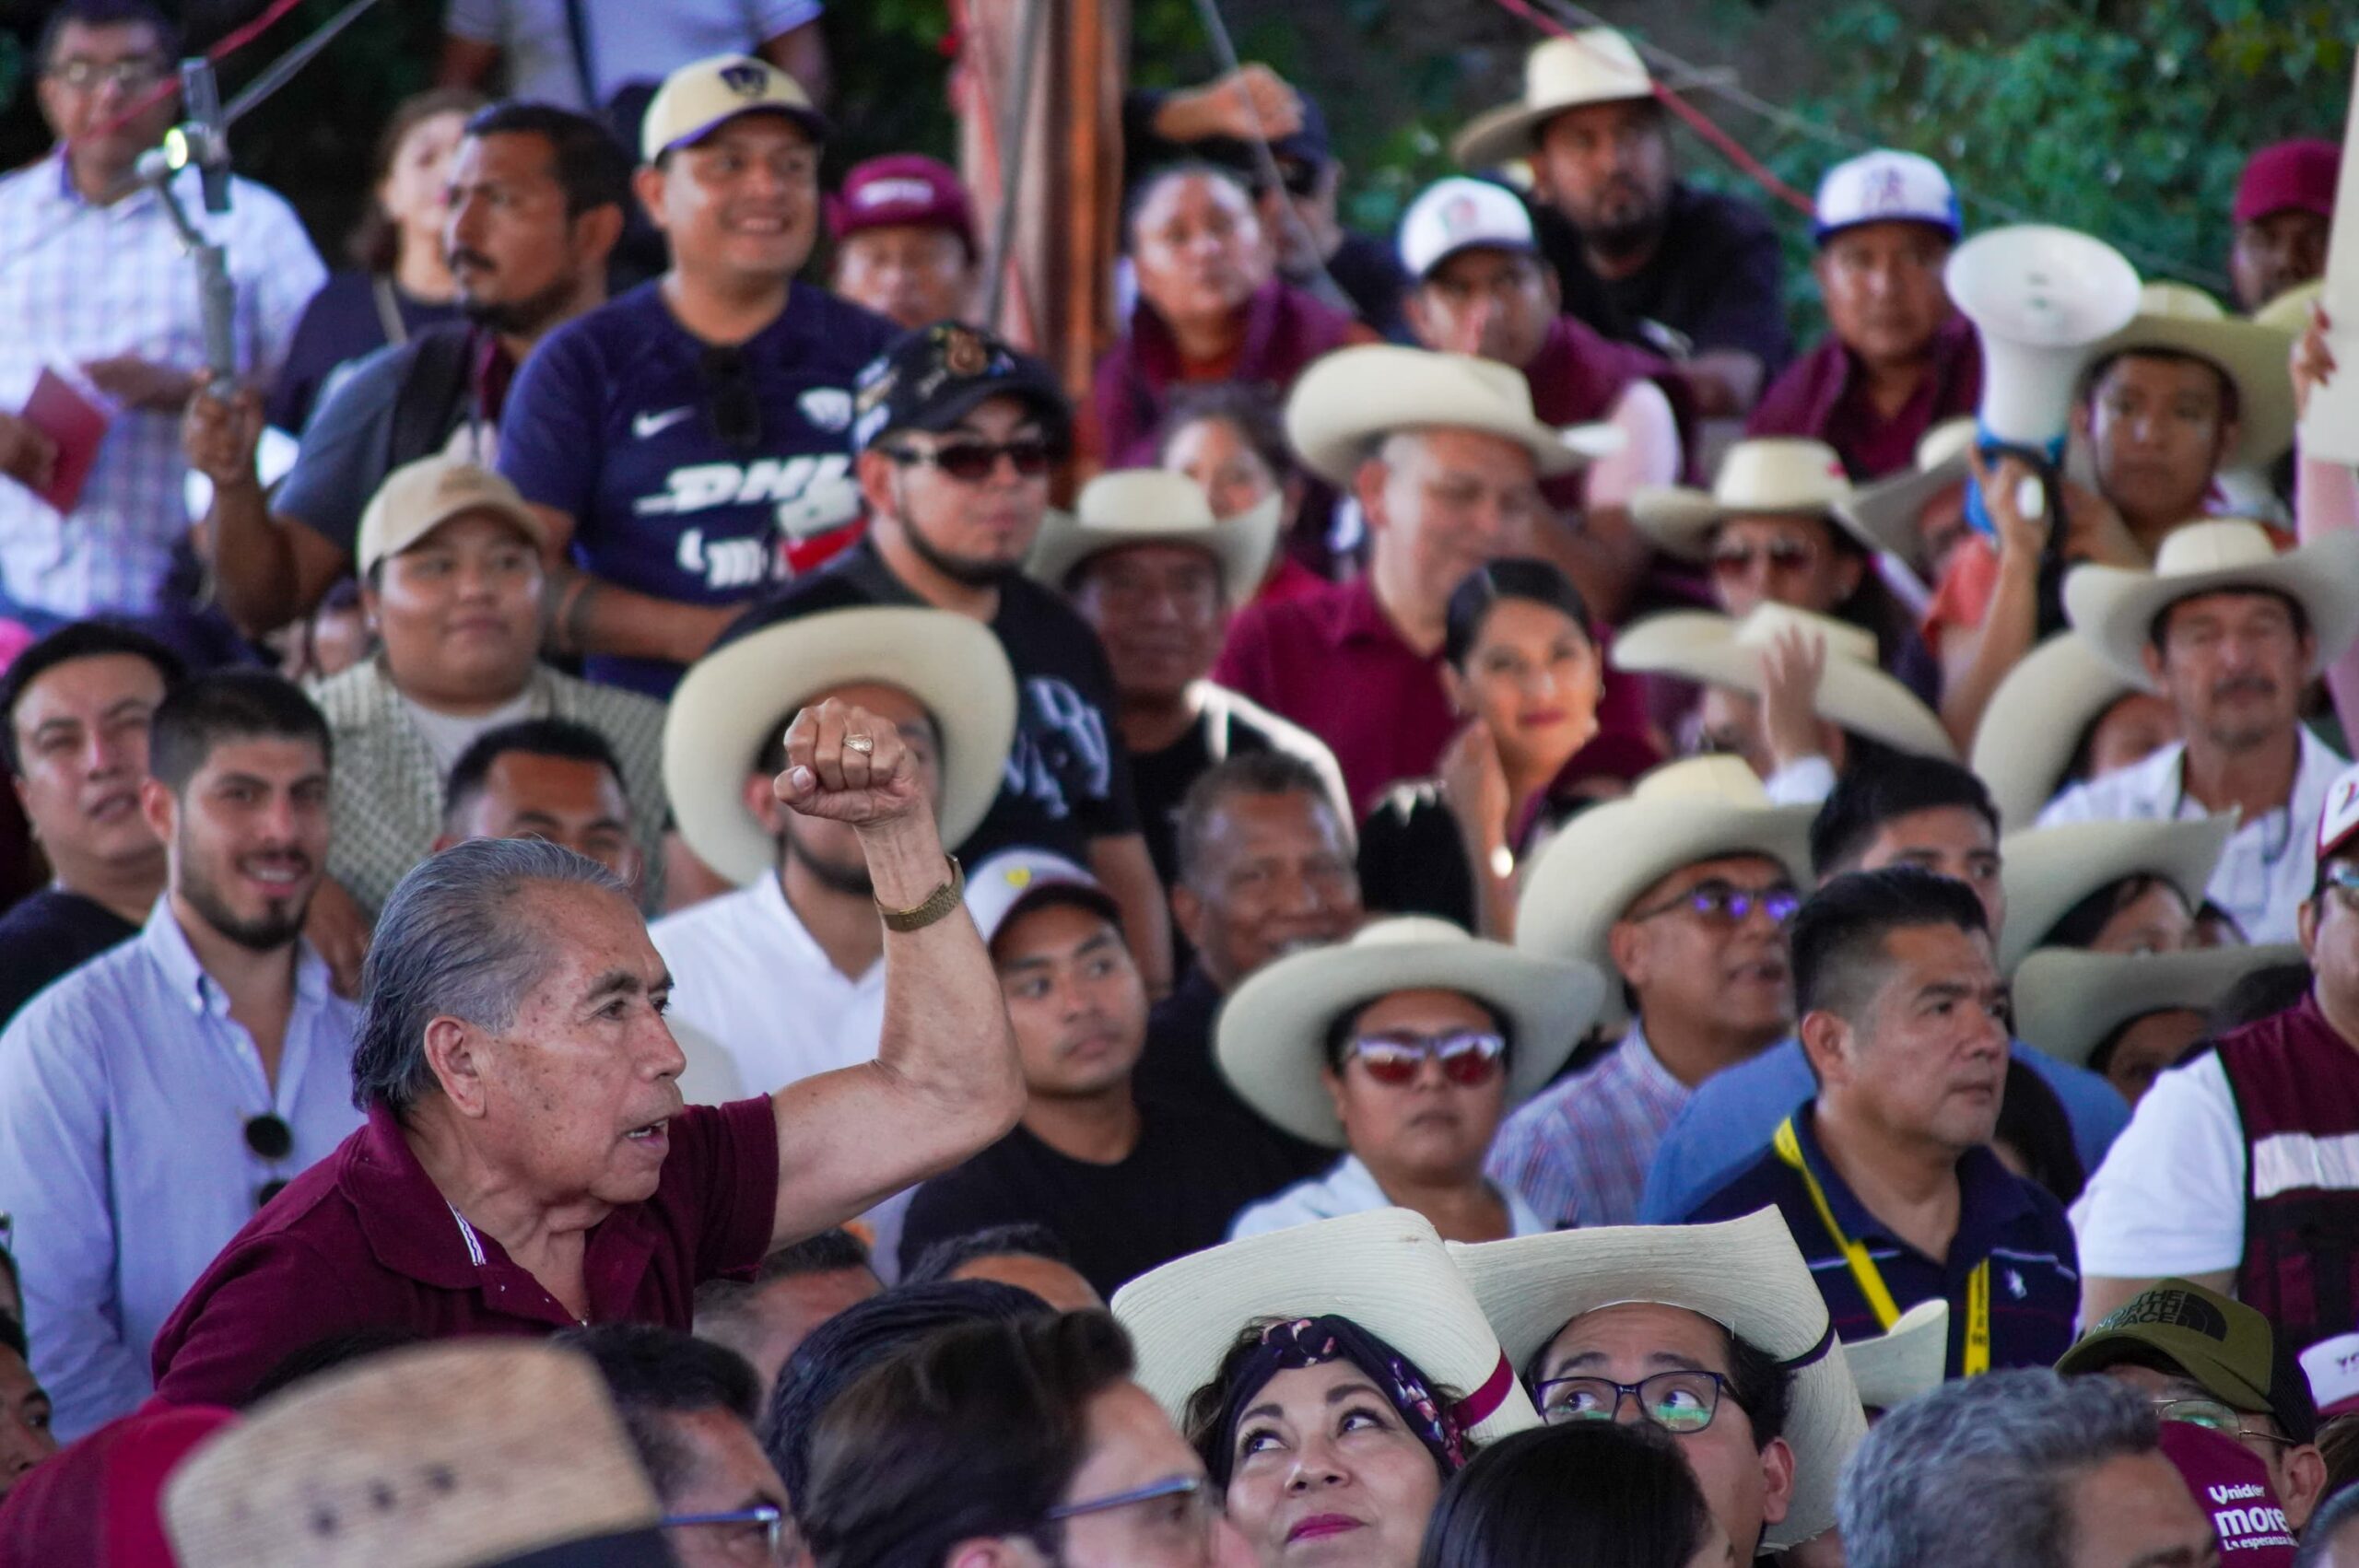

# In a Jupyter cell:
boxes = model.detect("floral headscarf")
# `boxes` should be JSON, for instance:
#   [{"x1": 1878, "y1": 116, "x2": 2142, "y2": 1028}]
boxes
[{"x1": 1209, "y1": 1314, "x2": 1470, "y2": 1487}]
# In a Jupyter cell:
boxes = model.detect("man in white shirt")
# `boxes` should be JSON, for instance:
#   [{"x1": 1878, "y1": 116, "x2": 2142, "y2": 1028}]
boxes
[
  {"x1": 438, "y1": 0, "x2": 828, "y2": 112},
  {"x1": 2036, "y1": 520, "x2": 2359, "y2": 943}
]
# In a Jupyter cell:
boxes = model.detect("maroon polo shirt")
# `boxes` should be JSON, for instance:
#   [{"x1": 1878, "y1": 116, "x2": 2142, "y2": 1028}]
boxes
[
  {"x1": 147, "y1": 1095, "x2": 779, "y2": 1410},
  {"x1": 1747, "y1": 314, "x2": 1982, "y2": 481}
]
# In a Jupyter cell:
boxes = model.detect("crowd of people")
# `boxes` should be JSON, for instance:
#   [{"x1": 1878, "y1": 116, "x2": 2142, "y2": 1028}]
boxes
[{"x1": 2, "y1": 0, "x2": 2359, "y2": 1561}]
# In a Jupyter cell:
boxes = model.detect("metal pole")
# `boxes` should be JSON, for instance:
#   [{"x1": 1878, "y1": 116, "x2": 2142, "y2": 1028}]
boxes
[{"x1": 981, "y1": 0, "x2": 1050, "y2": 334}]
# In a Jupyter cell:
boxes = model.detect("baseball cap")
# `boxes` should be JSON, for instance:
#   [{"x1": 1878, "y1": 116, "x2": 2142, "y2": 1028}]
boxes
[
  {"x1": 1813, "y1": 148, "x2": 1962, "y2": 244},
  {"x1": 2057, "y1": 1277, "x2": 2318, "y2": 1444},
  {"x1": 2157, "y1": 1422, "x2": 2298, "y2": 1566},
  {"x1": 963, "y1": 848, "x2": 1121, "y2": 952},
  {"x1": 828, "y1": 155, "x2": 978, "y2": 256},
  {"x1": 2234, "y1": 139, "x2": 2340, "y2": 227},
  {"x1": 640, "y1": 53, "x2": 828, "y2": 165},
  {"x1": 1397, "y1": 177, "x2": 1536, "y2": 281},
  {"x1": 356, "y1": 456, "x2": 547, "y2": 579},
  {"x1": 2318, "y1": 761, "x2": 2359, "y2": 867},
  {"x1": 2299, "y1": 1329, "x2": 2359, "y2": 1419},
  {"x1": 850, "y1": 322, "x2": 1070, "y2": 454}
]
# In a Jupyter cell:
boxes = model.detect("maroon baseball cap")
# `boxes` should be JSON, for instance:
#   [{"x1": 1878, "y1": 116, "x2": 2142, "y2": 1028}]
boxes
[
  {"x1": 2234, "y1": 139, "x2": 2341, "y2": 227},
  {"x1": 828, "y1": 155, "x2": 977, "y2": 257},
  {"x1": 2157, "y1": 1422, "x2": 2297, "y2": 1567}
]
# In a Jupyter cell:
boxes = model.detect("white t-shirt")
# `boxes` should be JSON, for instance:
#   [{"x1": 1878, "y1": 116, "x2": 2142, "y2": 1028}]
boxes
[
  {"x1": 2073, "y1": 1051, "x2": 2247, "y2": 1279},
  {"x1": 443, "y1": 0, "x2": 824, "y2": 109},
  {"x1": 399, "y1": 689, "x2": 539, "y2": 777}
]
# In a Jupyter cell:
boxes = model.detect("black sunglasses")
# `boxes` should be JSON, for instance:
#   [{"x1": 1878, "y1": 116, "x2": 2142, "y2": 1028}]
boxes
[
  {"x1": 246, "y1": 1114, "x2": 293, "y2": 1211},
  {"x1": 882, "y1": 437, "x2": 1060, "y2": 484},
  {"x1": 699, "y1": 346, "x2": 763, "y2": 452}
]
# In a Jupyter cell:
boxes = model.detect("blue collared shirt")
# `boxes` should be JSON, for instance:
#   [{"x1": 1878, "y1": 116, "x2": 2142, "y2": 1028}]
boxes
[
  {"x1": 1638, "y1": 1036, "x2": 2130, "y2": 1223},
  {"x1": 0, "y1": 898, "x2": 361, "y2": 1440},
  {"x1": 1682, "y1": 1100, "x2": 2081, "y2": 1376}
]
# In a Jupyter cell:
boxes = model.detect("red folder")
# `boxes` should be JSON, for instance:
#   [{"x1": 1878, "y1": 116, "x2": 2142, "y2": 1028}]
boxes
[{"x1": 20, "y1": 367, "x2": 114, "y2": 514}]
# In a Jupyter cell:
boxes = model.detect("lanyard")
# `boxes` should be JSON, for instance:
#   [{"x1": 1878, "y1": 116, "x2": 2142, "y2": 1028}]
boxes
[{"x1": 1774, "y1": 1117, "x2": 1990, "y2": 1375}]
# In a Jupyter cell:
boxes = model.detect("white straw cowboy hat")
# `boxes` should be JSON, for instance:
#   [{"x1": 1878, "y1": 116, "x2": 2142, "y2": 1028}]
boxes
[
  {"x1": 2010, "y1": 943, "x2": 2304, "y2": 1070},
  {"x1": 1631, "y1": 438, "x2": 1862, "y2": 562},
  {"x1": 2252, "y1": 277, "x2": 2323, "y2": 334},
  {"x1": 2061, "y1": 520, "x2": 2359, "y2": 691},
  {"x1": 1449, "y1": 1207, "x2": 1869, "y2": 1549},
  {"x1": 1968, "y1": 633, "x2": 2144, "y2": 832},
  {"x1": 165, "y1": 1341, "x2": 664, "y2": 1568},
  {"x1": 664, "y1": 606, "x2": 1018, "y2": 885},
  {"x1": 1215, "y1": 916, "x2": 1607, "y2": 1148},
  {"x1": 1515, "y1": 755, "x2": 1815, "y2": 1026},
  {"x1": 1841, "y1": 1299, "x2": 1950, "y2": 1415},
  {"x1": 2091, "y1": 282, "x2": 2298, "y2": 468},
  {"x1": 1284, "y1": 344, "x2": 1624, "y2": 489},
  {"x1": 1110, "y1": 1206, "x2": 1542, "y2": 1445},
  {"x1": 1453, "y1": 28, "x2": 1655, "y2": 169},
  {"x1": 1995, "y1": 816, "x2": 2234, "y2": 974},
  {"x1": 1837, "y1": 418, "x2": 1976, "y2": 565},
  {"x1": 1027, "y1": 468, "x2": 1281, "y2": 608},
  {"x1": 1611, "y1": 603, "x2": 1955, "y2": 760}
]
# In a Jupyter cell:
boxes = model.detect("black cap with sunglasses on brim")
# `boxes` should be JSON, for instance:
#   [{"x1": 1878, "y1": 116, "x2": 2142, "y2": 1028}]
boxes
[{"x1": 850, "y1": 322, "x2": 1072, "y2": 457}]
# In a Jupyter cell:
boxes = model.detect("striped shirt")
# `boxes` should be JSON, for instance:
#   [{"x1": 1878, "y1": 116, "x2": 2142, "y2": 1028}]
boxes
[{"x1": 1486, "y1": 1021, "x2": 1691, "y2": 1229}]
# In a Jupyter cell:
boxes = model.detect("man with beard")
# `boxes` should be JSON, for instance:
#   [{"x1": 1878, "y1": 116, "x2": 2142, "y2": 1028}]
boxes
[
  {"x1": 185, "y1": 102, "x2": 629, "y2": 638},
  {"x1": 0, "y1": 671, "x2": 359, "y2": 1440}
]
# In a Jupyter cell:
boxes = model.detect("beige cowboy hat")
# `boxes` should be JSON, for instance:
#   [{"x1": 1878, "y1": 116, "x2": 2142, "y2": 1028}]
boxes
[
  {"x1": 1968, "y1": 633, "x2": 2144, "y2": 832},
  {"x1": 1515, "y1": 755, "x2": 1815, "y2": 1026},
  {"x1": 2062, "y1": 520, "x2": 2359, "y2": 690},
  {"x1": 1631, "y1": 438, "x2": 1864, "y2": 562},
  {"x1": 663, "y1": 606, "x2": 1019, "y2": 885},
  {"x1": 2252, "y1": 278, "x2": 2323, "y2": 334},
  {"x1": 165, "y1": 1341, "x2": 663, "y2": 1568},
  {"x1": 1995, "y1": 816, "x2": 2234, "y2": 974},
  {"x1": 1027, "y1": 468, "x2": 1282, "y2": 609},
  {"x1": 1285, "y1": 344, "x2": 1625, "y2": 489},
  {"x1": 1611, "y1": 603, "x2": 1956, "y2": 760},
  {"x1": 1453, "y1": 28, "x2": 1655, "y2": 169},
  {"x1": 1837, "y1": 418, "x2": 1977, "y2": 566},
  {"x1": 2091, "y1": 283, "x2": 2298, "y2": 468},
  {"x1": 2010, "y1": 943, "x2": 2306, "y2": 1069},
  {"x1": 1109, "y1": 1206, "x2": 1543, "y2": 1445},
  {"x1": 1841, "y1": 1299, "x2": 1950, "y2": 1415},
  {"x1": 1215, "y1": 916, "x2": 1607, "y2": 1148},
  {"x1": 1449, "y1": 1207, "x2": 1869, "y2": 1549}
]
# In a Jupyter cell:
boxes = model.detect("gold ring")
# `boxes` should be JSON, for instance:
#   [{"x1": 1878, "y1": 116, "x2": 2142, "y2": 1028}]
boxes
[{"x1": 844, "y1": 733, "x2": 876, "y2": 755}]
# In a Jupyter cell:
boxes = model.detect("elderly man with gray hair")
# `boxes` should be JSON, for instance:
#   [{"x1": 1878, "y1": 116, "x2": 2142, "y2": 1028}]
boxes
[
  {"x1": 146, "y1": 696, "x2": 1023, "y2": 1409},
  {"x1": 1838, "y1": 1369, "x2": 2219, "y2": 1568}
]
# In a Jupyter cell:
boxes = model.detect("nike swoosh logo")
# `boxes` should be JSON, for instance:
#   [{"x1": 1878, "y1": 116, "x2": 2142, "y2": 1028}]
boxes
[{"x1": 633, "y1": 406, "x2": 695, "y2": 439}]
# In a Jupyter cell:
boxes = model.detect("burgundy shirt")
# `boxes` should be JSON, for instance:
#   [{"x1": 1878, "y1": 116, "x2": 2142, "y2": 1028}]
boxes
[
  {"x1": 1747, "y1": 314, "x2": 1982, "y2": 481},
  {"x1": 148, "y1": 1096, "x2": 779, "y2": 1410}
]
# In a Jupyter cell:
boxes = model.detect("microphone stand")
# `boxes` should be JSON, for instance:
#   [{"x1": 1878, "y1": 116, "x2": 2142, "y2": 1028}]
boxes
[{"x1": 135, "y1": 60, "x2": 237, "y2": 400}]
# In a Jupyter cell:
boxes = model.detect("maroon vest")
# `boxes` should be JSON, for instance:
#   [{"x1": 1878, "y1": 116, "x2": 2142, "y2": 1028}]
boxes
[{"x1": 2214, "y1": 996, "x2": 2359, "y2": 1352}]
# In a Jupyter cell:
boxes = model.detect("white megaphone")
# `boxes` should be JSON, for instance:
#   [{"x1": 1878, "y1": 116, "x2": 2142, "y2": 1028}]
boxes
[{"x1": 1945, "y1": 225, "x2": 2142, "y2": 449}]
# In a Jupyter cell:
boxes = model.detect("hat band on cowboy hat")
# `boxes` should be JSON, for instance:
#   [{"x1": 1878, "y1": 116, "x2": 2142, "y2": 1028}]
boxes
[
  {"x1": 1284, "y1": 344, "x2": 1623, "y2": 490},
  {"x1": 1630, "y1": 438, "x2": 1858, "y2": 562},
  {"x1": 1026, "y1": 469, "x2": 1282, "y2": 610}
]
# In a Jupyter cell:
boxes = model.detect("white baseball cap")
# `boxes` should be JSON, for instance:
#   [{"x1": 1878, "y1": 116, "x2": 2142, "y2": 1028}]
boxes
[
  {"x1": 2318, "y1": 762, "x2": 2359, "y2": 866},
  {"x1": 1398, "y1": 177, "x2": 1536, "y2": 281},
  {"x1": 1813, "y1": 148, "x2": 1960, "y2": 244},
  {"x1": 962, "y1": 848, "x2": 1121, "y2": 952},
  {"x1": 2301, "y1": 1330, "x2": 2359, "y2": 1419}
]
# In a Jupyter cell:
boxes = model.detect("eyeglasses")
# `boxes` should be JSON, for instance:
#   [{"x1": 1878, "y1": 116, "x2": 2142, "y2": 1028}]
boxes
[
  {"x1": 1626, "y1": 879, "x2": 1802, "y2": 930},
  {"x1": 2321, "y1": 861, "x2": 2359, "y2": 913},
  {"x1": 1535, "y1": 1370, "x2": 1732, "y2": 1434},
  {"x1": 48, "y1": 56, "x2": 168, "y2": 89},
  {"x1": 246, "y1": 1114, "x2": 293, "y2": 1211},
  {"x1": 1042, "y1": 1475, "x2": 1222, "y2": 1548},
  {"x1": 699, "y1": 346, "x2": 762, "y2": 452},
  {"x1": 2149, "y1": 1398, "x2": 2294, "y2": 1448},
  {"x1": 661, "y1": 1504, "x2": 791, "y2": 1564},
  {"x1": 883, "y1": 437, "x2": 1059, "y2": 484},
  {"x1": 1708, "y1": 540, "x2": 1819, "y2": 579},
  {"x1": 1344, "y1": 1030, "x2": 1508, "y2": 1087}
]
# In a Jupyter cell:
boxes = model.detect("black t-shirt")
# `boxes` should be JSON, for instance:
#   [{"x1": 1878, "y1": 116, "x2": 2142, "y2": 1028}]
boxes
[
  {"x1": 1533, "y1": 183, "x2": 1791, "y2": 372},
  {"x1": 722, "y1": 539, "x2": 1140, "y2": 864},
  {"x1": 1356, "y1": 780, "x2": 1478, "y2": 930},
  {"x1": 0, "y1": 888, "x2": 139, "y2": 1028},
  {"x1": 898, "y1": 1098, "x2": 1304, "y2": 1297},
  {"x1": 1319, "y1": 230, "x2": 1414, "y2": 345},
  {"x1": 1139, "y1": 965, "x2": 1334, "y2": 1186}
]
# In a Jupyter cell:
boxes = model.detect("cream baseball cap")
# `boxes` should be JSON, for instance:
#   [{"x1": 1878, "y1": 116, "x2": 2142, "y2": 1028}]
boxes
[
  {"x1": 354, "y1": 456, "x2": 547, "y2": 578},
  {"x1": 640, "y1": 53, "x2": 828, "y2": 165}
]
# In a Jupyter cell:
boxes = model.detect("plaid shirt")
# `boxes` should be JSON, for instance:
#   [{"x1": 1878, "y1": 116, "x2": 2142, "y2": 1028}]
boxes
[
  {"x1": 0, "y1": 154, "x2": 323, "y2": 616},
  {"x1": 1486, "y1": 1020, "x2": 1692, "y2": 1229}
]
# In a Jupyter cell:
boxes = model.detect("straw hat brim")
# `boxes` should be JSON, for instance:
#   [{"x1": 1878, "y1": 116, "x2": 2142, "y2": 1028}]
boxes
[
  {"x1": 1841, "y1": 1299, "x2": 1950, "y2": 1413},
  {"x1": 2010, "y1": 943, "x2": 2306, "y2": 1069},
  {"x1": 1995, "y1": 816, "x2": 2235, "y2": 974},
  {"x1": 1611, "y1": 611, "x2": 1955, "y2": 760},
  {"x1": 1285, "y1": 347, "x2": 1624, "y2": 489},
  {"x1": 1449, "y1": 1208, "x2": 1868, "y2": 1549},
  {"x1": 1628, "y1": 489, "x2": 1863, "y2": 563},
  {"x1": 1215, "y1": 940, "x2": 1607, "y2": 1148},
  {"x1": 1454, "y1": 89, "x2": 1649, "y2": 170},
  {"x1": 2062, "y1": 530, "x2": 2359, "y2": 692},
  {"x1": 1109, "y1": 1207, "x2": 1543, "y2": 1446},
  {"x1": 1836, "y1": 450, "x2": 1971, "y2": 565},
  {"x1": 663, "y1": 608, "x2": 1018, "y2": 885},
  {"x1": 1968, "y1": 635, "x2": 2138, "y2": 832},
  {"x1": 1025, "y1": 492, "x2": 1282, "y2": 609},
  {"x1": 2095, "y1": 314, "x2": 2298, "y2": 469}
]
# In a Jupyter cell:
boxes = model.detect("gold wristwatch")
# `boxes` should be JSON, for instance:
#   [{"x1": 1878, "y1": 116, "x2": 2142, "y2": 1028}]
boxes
[{"x1": 877, "y1": 855, "x2": 966, "y2": 932}]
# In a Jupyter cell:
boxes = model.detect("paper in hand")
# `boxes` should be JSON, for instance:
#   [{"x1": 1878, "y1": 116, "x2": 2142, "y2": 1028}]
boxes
[{"x1": 20, "y1": 366, "x2": 115, "y2": 514}]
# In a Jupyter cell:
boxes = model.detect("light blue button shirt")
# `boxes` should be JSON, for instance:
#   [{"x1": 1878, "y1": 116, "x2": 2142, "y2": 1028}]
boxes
[{"x1": 0, "y1": 898, "x2": 362, "y2": 1440}]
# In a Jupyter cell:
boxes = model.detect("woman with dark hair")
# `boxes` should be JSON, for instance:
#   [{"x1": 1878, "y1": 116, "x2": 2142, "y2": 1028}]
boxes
[
  {"x1": 1989, "y1": 1056, "x2": 2086, "y2": 1206},
  {"x1": 1357, "y1": 559, "x2": 1609, "y2": 939},
  {"x1": 265, "y1": 88, "x2": 484, "y2": 434},
  {"x1": 1415, "y1": 1421, "x2": 1734, "y2": 1568},
  {"x1": 1156, "y1": 381, "x2": 1331, "y2": 603}
]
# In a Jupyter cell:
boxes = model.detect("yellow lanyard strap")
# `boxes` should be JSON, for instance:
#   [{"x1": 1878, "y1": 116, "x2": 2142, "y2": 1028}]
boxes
[{"x1": 1773, "y1": 1117, "x2": 1990, "y2": 1375}]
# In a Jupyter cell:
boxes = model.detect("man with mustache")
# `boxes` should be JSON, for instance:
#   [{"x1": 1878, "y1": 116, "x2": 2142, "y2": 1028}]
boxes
[
  {"x1": 0, "y1": 671, "x2": 360, "y2": 1440},
  {"x1": 186, "y1": 102, "x2": 629, "y2": 639},
  {"x1": 1682, "y1": 867, "x2": 2081, "y2": 1374}
]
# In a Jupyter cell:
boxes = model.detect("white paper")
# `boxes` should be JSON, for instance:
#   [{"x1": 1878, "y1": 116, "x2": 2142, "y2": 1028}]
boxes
[{"x1": 2298, "y1": 49, "x2": 2359, "y2": 465}]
